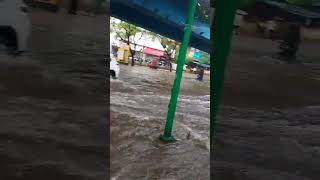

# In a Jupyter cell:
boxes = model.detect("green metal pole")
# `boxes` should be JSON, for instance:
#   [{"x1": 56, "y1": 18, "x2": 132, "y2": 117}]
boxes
[
  {"x1": 211, "y1": 0, "x2": 240, "y2": 146},
  {"x1": 160, "y1": 0, "x2": 197, "y2": 142}
]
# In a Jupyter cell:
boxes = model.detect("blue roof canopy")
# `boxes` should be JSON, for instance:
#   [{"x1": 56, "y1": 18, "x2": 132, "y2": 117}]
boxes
[{"x1": 110, "y1": 0, "x2": 210, "y2": 53}]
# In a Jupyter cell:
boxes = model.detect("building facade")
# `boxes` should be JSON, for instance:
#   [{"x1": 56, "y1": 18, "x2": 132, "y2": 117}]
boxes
[{"x1": 110, "y1": 17, "x2": 168, "y2": 62}]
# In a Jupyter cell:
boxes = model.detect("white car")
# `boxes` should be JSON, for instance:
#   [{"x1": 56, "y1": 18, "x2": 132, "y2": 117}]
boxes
[
  {"x1": 110, "y1": 53, "x2": 119, "y2": 79},
  {"x1": 0, "y1": 0, "x2": 30, "y2": 55}
]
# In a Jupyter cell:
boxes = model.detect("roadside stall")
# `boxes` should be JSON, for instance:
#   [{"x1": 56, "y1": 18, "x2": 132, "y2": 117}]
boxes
[{"x1": 116, "y1": 46, "x2": 130, "y2": 64}]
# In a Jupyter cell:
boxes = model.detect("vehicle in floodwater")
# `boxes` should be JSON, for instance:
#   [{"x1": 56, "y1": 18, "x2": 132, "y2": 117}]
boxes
[
  {"x1": 0, "y1": 0, "x2": 30, "y2": 55},
  {"x1": 149, "y1": 57, "x2": 160, "y2": 69},
  {"x1": 110, "y1": 52, "x2": 119, "y2": 79}
]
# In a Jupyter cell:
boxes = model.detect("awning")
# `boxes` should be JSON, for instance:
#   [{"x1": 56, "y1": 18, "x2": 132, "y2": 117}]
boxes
[{"x1": 143, "y1": 47, "x2": 165, "y2": 56}]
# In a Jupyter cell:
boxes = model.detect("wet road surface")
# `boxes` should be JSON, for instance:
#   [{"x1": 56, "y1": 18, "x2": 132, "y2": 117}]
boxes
[
  {"x1": 1, "y1": 6, "x2": 319, "y2": 180},
  {"x1": 213, "y1": 35, "x2": 320, "y2": 180},
  {"x1": 0, "y1": 9, "x2": 108, "y2": 180},
  {"x1": 110, "y1": 35, "x2": 320, "y2": 180},
  {"x1": 110, "y1": 65, "x2": 210, "y2": 179}
]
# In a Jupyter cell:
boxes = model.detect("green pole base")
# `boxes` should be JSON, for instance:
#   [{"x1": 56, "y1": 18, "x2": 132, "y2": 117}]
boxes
[{"x1": 160, "y1": 133, "x2": 177, "y2": 142}]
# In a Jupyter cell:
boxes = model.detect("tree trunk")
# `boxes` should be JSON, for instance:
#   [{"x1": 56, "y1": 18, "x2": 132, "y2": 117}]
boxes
[
  {"x1": 168, "y1": 56, "x2": 172, "y2": 72},
  {"x1": 127, "y1": 41, "x2": 135, "y2": 66},
  {"x1": 129, "y1": 48, "x2": 136, "y2": 66},
  {"x1": 131, "y1": 54, "x2": 135, "y2": 66}
]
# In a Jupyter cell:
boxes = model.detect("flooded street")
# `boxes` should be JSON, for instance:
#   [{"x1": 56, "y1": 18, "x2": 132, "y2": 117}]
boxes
[
  {"x1": 110, "y1": 34, "x2": 320, "y2": 180},
  {"x1": 0, "y1": 3, "x2": 319, "y2": 180},
  {"x1": 0, "y1": 9, "x2": 107, "y2": 180},
  {"x1": 213, "y1": 35, "x2": 320, "y2": 180},
  {"x1": 110, "y1": 65, "x2": 210, "y2": 179}
]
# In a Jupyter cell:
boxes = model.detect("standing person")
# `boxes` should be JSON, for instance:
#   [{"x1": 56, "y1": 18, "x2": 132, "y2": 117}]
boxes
[
  {"x1": 167, "y1": 55, "x2": 172, "y2": 72},
  {"x1": 196, "y1": 66, "x2": 204, "y2": 81},
  {"x1": 199, "y1": 68, "x2": 204, "y2": 81},
  {"x1": 68, "y1": 0, "x2": 78, "y2": 15}
]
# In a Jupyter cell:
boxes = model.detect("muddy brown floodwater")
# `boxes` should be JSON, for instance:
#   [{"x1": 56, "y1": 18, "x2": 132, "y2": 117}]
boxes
[
  {"x1": 213, "y1": 35, "x2": 320, "y2": 180},
  {"x1": 0, "y1": 8, "x2": 108, "y2": 180},
  {"x1": 111, "y1": 35, "x2": 320, "y2": 180},
  {"x1": 110, "y1": 65, "x2": 210, "y2": 179}
]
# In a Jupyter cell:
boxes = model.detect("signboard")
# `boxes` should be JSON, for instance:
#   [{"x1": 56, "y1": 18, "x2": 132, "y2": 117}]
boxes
[
  {"x1": 193, "y1": 51, "x2": 200, "y2": 59},
  {"x1": 144, "y1": 47, "x2": 165, "y2": 57}
]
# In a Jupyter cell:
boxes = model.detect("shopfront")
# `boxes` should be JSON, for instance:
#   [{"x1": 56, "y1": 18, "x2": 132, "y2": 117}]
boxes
[{"x1": 143, "y1": 47, "x2": 165, "y2": 61}]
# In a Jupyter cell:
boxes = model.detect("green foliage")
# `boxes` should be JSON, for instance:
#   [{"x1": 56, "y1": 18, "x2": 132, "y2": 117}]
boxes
[
  {"x1": 174, "y1": 49, "x2": 180, "y2": 64},
  {"x1": 111, "y1": 19, "x2": 146, "y2": 65},
  {"x1": 111, "y1": 20, "x2": 144, "y2": 44},
  {"x1": 173, "y1": 48, "x2": 192, "y2": 64},
  {"x1": 147, "y1": 31, "x2": 180, "y2": 61},
  {"x1": 160, "y1": 37, "x2": 180, "y2": 61},
  {"x1": 174, "y1": 48, "x2": 210, "y2": 65},
  {"x1": 186, "y1": 50, "x2": 194, "y2": 64},
  {"x1": 199, "y1": 51, "x2": 210, "y2": 65}
]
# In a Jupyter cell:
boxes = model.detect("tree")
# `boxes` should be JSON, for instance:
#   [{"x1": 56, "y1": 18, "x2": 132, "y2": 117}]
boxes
[
  {"x1": 160, "y1": 37, "x2": 179, "y2": 66},
  {"x1": 111, "y1": 20, "x2": 144, "y2": 66},
  {"x1": 148, "y1": 32, "x2": 180, "y2": 71}
]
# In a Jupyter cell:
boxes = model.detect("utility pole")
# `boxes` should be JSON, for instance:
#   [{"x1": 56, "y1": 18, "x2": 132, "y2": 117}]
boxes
[{"x1": 160, "y1": 0, "x2": 197, "y2": 142}]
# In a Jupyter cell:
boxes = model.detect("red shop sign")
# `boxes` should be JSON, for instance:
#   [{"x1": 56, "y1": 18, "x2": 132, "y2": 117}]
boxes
[{"x1": 143, "y1": 47, "x2": 164, "y2": 56}]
